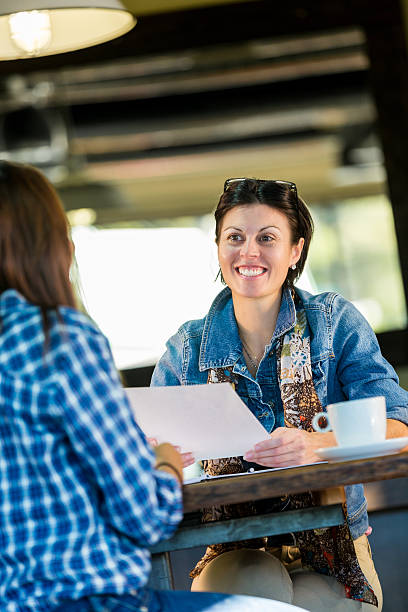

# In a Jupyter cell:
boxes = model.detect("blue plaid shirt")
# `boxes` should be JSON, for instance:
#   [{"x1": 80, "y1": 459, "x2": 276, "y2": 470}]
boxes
[{"x1": 0, "y1": 290, "x2": 182, "y2": 611}]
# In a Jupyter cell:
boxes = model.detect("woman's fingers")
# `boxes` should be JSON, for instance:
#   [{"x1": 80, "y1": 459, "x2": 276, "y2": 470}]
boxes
[
  {"x1": 245, "y1": 444, "x2": 298, "y2": 467},
  {"x1": 182, "y1": 452, "x2": 195, "y2": 468},
  {"x1": 244, "y1": 428, "x2": 294, "y2": 459},
  {"x1": 150, "y1": 438, "x2": 195, "y2": 468},
  {"x1": 244, "y1": 428, "x2": 320, "y2": 466}
]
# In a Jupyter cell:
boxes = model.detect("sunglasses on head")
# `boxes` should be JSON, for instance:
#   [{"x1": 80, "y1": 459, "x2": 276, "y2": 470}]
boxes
[{"x1": 223, "y1": 177, "x2": 297, "y2": 197}]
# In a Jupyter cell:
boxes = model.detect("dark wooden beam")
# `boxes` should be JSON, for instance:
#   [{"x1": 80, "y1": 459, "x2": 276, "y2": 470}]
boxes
[
  {"x1": 150, "y1": 505, "x2": 344, "y2": 552},
  {"x1": 362, "y1": 0, "x2": 408, "y2": 315},
  {"x1": 0, "y1": 0, "x2": 381, "y2": 76}
]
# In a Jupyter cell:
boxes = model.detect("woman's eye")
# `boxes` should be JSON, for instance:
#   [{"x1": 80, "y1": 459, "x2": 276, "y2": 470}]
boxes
[
  {"x1": 227, "y1": 234, "x2": 243, "y2": 242},
  {"x1": 259, "y1": 234, "x2": 274, "y2": 242}
]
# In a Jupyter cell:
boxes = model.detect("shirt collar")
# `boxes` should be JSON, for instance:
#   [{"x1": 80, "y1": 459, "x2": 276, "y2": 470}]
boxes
[
  {"x1": 199, "y1": 285, "x2": 297, "y2": 371},
  {"x1": 0, "y1": 289, "x2": 29, "y2": 319}
]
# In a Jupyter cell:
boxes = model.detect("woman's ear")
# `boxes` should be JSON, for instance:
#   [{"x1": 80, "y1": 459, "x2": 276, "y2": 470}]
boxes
[{"x1": 291, "y1": 237, "x2": 304, "y2": 266}]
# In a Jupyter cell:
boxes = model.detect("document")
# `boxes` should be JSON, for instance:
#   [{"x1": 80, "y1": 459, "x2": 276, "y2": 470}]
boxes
[{"x1": 125, "y1": 383, "x2": 269, "y2": 461}]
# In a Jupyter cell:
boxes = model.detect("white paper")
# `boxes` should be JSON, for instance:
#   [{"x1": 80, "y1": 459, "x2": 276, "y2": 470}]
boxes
[{"x1": 125, "y1": 383, "x2": 269, "y2": 461}]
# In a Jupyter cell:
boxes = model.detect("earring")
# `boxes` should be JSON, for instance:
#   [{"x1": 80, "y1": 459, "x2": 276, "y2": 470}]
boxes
[{"x1": 291, "y1": 264, "x2": 296, "y2": 270}]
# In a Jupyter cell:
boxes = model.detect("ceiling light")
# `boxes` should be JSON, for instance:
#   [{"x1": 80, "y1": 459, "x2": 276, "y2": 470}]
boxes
[
  {"x1": 0, "y1": 1, "x2": 136, "y2": 60},
  {"x1": 67, "y1": 208, "x2": 97, "y2": 226}
]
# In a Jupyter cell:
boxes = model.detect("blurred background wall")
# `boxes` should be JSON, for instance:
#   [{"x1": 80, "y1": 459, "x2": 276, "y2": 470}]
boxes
[{"x1": 0, "y1": 1, "x2": 408, "y2": 609}]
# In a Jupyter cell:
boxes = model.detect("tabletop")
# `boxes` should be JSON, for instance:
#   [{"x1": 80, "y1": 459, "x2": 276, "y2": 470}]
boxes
[
  {"x1": 149, "y1": 450, "x2": 408, "y2": 589},
  {"x1": 182, "y1": 451, "x2": 408, "y2": 513}
]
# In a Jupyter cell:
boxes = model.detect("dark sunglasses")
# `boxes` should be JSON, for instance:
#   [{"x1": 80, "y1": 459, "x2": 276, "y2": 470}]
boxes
[{"x1": 223, "y1": 177, "x2": 297, "y2": 198}]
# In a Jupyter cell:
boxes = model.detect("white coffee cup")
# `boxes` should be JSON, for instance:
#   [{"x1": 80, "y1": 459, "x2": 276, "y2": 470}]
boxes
[{"x1": 311, "y1": 396, "x2": 386, "y2": 447}]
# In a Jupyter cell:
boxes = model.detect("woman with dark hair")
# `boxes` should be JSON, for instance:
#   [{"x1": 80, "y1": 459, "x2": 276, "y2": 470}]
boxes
[
  {"x1": 152, "y1": 177, "x2": 408, "y2": 610},
  {"x1": 0, "y1": 162, "x2": 287, "y2": 612}
]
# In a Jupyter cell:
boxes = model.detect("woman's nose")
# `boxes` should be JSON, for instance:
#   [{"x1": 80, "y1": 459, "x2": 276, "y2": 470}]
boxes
[{"x1": 240, "y1": 236, "x2": 259, "y2": 257}]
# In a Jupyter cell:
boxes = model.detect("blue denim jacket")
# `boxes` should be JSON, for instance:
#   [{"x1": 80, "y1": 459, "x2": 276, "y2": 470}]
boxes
[{"x1": 152, "y1": 286, "x2": 408, "y2": 539}]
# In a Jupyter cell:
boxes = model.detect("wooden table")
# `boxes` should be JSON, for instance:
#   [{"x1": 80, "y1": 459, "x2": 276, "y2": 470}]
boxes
[{"x1": 149, "y1": 451, "x2": 408, "y2": 589}]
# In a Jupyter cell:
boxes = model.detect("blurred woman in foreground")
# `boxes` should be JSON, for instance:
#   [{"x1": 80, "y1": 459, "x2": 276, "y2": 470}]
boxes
[{"x1": 0, "y1": 161, "x2": 282, "y2": 612}]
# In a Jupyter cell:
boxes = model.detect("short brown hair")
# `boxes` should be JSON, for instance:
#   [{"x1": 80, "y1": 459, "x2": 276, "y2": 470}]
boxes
[
  {"x1": 215, "y1": 178, "x2": 313, "y2": 286},
  {"x1": 0, "y1": 160, "x2": 76, "y2": 312}
]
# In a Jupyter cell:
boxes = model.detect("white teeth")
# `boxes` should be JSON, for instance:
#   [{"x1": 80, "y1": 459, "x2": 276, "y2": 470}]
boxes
[{"x1": 238, "y1": 267, "x2": 265, "y2": 277}]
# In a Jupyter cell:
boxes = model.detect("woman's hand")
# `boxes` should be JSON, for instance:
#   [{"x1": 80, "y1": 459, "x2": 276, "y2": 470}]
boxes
[
  {"x1": 148, "y1": 438, "x2": 195, "y2": 468},
  {"x1": 243, "y1": 427, "x2": 336, "y2": 468},
  {"x1": 153, "y1": 442, "x2": 184, "y2": 484}
]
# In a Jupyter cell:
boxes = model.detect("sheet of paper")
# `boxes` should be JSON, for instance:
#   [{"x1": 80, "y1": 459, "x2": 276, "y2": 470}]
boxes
[{"x1": 125, "y1": 383, "x2": 269, "y2": 461}]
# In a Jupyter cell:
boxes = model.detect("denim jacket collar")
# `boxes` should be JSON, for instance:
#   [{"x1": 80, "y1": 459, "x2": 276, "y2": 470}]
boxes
[{"x1": 199, "y1": 285, "x2": 296, "y2": 372}]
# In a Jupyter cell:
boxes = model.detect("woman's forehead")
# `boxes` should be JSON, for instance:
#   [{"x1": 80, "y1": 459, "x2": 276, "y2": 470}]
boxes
[{"x1": 220, "y1": 203, "x2": 291, "y2": 230}]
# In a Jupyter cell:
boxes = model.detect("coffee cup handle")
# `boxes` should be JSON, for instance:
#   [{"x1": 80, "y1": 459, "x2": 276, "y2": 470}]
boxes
[{"x1": 312, "y1": 412, "x2": 331, "y2": 433}]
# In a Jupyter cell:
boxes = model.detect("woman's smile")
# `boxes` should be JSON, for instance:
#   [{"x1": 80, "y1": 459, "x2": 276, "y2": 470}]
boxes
[{"x1": 236, "y1": 265, "x2": 267, "y2": 278}]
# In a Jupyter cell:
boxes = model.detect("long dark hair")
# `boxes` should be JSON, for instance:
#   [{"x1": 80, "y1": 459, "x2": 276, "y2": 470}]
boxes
[
  {"x1": 215, "y1": 178, "x2": 314, "y2": 286},
  {"x1": 0, "y1": 161, "x2": 77, "y2": 324}
]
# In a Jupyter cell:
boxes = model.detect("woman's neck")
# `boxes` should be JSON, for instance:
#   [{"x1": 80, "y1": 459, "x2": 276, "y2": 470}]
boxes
[{"x1": 232, "y1": 289, "x2": 283, "y2": 356}]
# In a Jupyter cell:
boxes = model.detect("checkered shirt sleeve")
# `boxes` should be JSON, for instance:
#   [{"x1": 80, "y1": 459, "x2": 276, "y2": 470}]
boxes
[{"x1": 54, "y1": 326, "x2": 183, "y2": 545}]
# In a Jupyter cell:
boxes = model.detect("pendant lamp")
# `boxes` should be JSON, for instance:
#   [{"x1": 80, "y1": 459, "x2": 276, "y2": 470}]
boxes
[{"x1": 0, "y1": 1, "x2": 136, "y2": 60}]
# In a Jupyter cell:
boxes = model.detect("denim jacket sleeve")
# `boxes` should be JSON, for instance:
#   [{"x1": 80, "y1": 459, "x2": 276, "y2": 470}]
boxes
[
  {"x1": 151, "y1": 329, "x2": 184, "y2": 386},
  {"x1": 331, "y1": 294, "x2": 408, "y2": 424}
]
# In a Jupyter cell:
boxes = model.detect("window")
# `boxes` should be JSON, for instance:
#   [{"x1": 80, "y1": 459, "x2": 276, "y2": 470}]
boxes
[
  {"x1": 308, "y1": 194, "x2": 406, "y2": 332},
  {"x1": 72, "y1": 219, "x2": 223, "y2": 370},
  {"x1": 72, "y1": 191, "x2": 406, "y2": 370}
]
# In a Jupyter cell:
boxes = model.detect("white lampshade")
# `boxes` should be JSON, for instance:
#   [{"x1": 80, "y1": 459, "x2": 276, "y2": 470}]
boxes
[{"x1": 0, "y1": 0, "x2": 136, "y2": 60}]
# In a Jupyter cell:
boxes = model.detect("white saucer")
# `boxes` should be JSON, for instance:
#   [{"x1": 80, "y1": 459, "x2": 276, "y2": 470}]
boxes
[{"x1": 315, "y1": 437, "x2": 408, "y2": 462}]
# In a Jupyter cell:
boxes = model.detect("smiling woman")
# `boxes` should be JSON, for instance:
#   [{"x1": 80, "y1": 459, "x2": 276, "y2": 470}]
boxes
[
  {"x1": 214, "y1": 178, "x2": 311, "y2": 376},
  {"x1": 151, "y1": 177, "x2": 408, "y2": 610}
]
